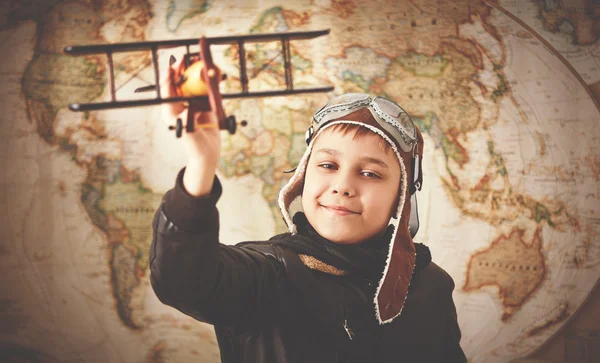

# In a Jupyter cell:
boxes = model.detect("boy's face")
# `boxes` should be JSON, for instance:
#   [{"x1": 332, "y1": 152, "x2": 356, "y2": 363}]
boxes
[{"x1": 301, "y1": 128, "x2": 401, "y2": 244}]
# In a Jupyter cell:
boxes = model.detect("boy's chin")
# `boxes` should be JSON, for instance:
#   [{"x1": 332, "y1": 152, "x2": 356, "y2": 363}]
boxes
[{"x1": 314, "y1": 225, "x2": 372, "y2": 245}]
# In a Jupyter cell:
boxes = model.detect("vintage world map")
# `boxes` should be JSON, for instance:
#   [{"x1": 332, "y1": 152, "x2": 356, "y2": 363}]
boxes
[{"x1": 0, "y1": 0, "x2": 599, "y2": 362}]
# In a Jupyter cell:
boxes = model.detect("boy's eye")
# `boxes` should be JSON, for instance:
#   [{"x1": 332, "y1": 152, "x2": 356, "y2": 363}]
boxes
[
  {"x1": 361, "y1": 171, "x2": 381, "y2": 179},
  {"x1": 318, "y1": 163, "x2": 337, "y2": 170}
]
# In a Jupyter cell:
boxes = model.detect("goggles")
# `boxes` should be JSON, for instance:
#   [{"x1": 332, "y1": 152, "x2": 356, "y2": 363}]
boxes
[{"x1": 306, "y1": 93, "x2": 418, "y2": 153}]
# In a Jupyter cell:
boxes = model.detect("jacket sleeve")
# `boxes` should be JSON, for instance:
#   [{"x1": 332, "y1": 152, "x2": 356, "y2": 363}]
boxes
[{"x1": 149, "y1": 168, "x2": 285, "y2": 329}]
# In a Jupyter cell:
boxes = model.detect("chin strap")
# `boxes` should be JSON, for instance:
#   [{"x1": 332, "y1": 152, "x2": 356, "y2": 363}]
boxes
[
  {"x1": 409, "y1": 191, "x2": 420, "y2": 238},
  {"x1": 305, "y1": 126, "x2": 314, "y2": 145},
  {"x1": 408, "y1": 151, "x2": 421, "y2": 238}
]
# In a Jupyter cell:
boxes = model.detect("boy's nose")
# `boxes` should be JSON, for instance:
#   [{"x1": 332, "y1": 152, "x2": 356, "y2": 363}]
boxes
[
  {"x1": 334, "y1": 190, "x2": 352, "y2": 197},
  {"x1": 332, "y1": 183, "x2": 355, "y2": 197}
]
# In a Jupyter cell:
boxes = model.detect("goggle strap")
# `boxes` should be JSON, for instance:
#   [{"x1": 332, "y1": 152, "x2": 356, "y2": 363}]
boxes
[{"x1": 313, "y1": 98, "x2": 370, "y2": 124}]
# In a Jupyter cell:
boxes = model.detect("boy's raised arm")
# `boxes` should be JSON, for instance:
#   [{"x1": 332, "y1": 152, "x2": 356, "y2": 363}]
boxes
[{"x1": 148, "y1": 61, "x2": 284, "y2": 329}]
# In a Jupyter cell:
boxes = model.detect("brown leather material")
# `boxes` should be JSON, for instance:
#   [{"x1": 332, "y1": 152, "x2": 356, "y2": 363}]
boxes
[{"x1": 374, "y1": 133, "x2": 421, "y2": 322}]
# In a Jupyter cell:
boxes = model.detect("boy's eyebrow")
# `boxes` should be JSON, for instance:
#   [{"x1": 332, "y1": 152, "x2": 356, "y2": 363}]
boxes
[
  {"x1": 360, "y1": 156, "x2": 389, "y2": 169},
  {"x1": 315, "y1": 148, "x2": 389, "y2": 168},
  {"x1": 316, "y1": 148, "x2": 341, "y2": 156}
]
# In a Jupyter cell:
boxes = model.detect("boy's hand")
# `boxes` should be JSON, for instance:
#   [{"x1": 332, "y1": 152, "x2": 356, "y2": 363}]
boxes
[{"x1": 161, "y1": 56, "x2": 221, "y2": 196}]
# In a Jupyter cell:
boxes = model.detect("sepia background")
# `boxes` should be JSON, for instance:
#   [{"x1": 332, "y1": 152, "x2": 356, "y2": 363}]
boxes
[{"x1": 0, "y1": 0, "x2": 599, "y2": 362}]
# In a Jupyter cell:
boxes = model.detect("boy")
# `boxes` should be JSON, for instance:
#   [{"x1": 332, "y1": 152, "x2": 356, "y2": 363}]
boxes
[{"x1": 150, "y1": 72, "x2": 466, "y2": 361}]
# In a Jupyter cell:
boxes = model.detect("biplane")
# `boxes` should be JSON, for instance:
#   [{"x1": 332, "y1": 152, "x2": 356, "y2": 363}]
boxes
[{"x1": 64, "y1": 30, "x2": 334, "y2": 137}]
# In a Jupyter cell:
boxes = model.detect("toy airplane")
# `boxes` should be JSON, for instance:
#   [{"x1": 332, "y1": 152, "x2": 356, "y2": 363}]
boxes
[{"x1": 64, "y1": 29, "x2": 334, "y2": 137}]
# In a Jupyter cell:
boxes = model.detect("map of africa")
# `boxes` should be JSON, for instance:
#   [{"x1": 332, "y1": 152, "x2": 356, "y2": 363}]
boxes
[{"x1": 0, "y1": 0, "x2": 598, "y2": 362}]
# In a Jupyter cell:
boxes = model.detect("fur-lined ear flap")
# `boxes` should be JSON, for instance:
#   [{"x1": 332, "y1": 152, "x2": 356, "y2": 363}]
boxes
[
  {"x1": 376, "y1": 245, "x2": 416, "y2": 323},
  {"x1": 279, "y1": 141, "x2": 314, "y2": 232},
  {"x1": 283, "y1": 179, "x2": 303, "y2": 212},
  {"x1": 376, "y1": 199, "x2": 416, "y2": 323}
]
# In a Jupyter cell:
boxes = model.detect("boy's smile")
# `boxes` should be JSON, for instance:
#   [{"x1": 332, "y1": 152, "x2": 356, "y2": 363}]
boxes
[
  {"x1": 320, "y1": 203, "x2": 359, "y2": 215},
  {"x1": 301, "y1": 127, "x2": 402, "y2": 244}
]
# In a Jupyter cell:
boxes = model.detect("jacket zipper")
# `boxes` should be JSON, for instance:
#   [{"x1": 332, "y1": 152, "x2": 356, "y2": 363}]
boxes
[{"x1": 337, "y1": 307, "x2": 354, "y2": 363}]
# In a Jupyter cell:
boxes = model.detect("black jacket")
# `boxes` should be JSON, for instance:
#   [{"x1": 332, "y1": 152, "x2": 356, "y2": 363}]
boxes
[{"x1": 149, "y1": 171, "x2": 467, "y2": 362}]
